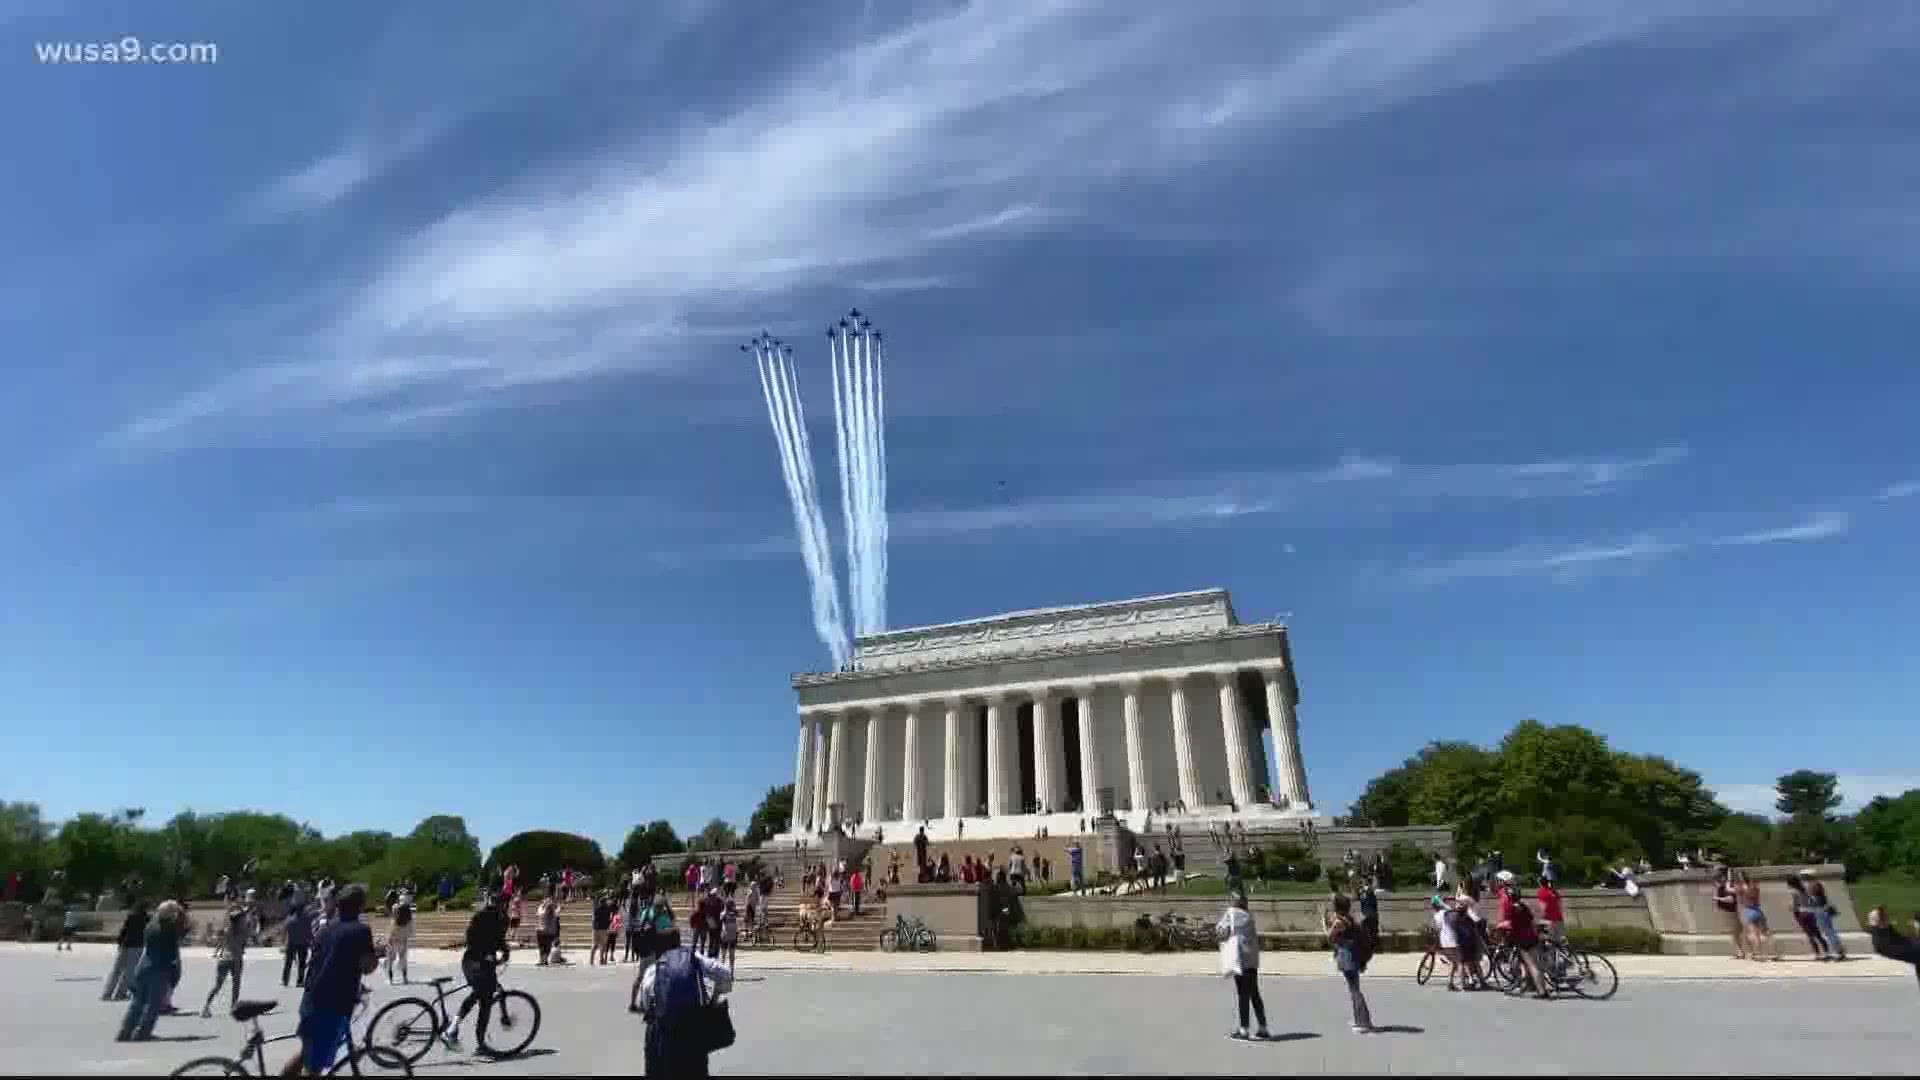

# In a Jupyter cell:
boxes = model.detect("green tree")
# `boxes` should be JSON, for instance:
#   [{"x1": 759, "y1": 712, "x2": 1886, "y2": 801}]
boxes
[
  {"x1": 0, "y1": 801, "x2": 55, "y2": 899},
  {"x1": 743, "y1": 784, "x2": 794, "y2": 846},
  {"x1": 1349, "y1": 763, "x2": 1418, "y2": 828},
  {"x1": 1774, "y1": 770, "x2": 1842, "y2": 819},
  {"x1": 485, "y1": 831, "x2": 607, "y2": 884},
  {"x1": 689, "y1": 818, "x2": 739, "y2": 852},
  {"x1": 1851, "y1": 791, "x2": 1920, "y2": 877},
  {"x1": 1702, "y1": 812, "x2": 1780, "y2": 866},
  {"x1": 55, "y1": 812, "x2": 140, "y2": 897},
  {"x1": 618, "y1": 821, "x2": 685, "y2": 867},
  {"x1": 1613, "y1": 753, "x2": 1723, "y2": 864},
  {"x1": 1404, "y1": 743, "x2": 1500, "y2": 852}
]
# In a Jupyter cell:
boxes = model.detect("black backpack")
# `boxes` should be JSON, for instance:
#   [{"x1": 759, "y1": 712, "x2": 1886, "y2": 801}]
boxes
[{"x1": 1347, "y1": 921, "x2": 1376, "y2": 971}]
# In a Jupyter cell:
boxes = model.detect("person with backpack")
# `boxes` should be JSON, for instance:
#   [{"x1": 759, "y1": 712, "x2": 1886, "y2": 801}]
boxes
[
  {"x1": 1495, "y1": 880, "x2": 1550, "y2": 998},
  {"x1": 635, "y1": 938, "x2": 734, "y2": 1076},
  {"x1": 386, "y1": 889, "x2": 415, "y2": 983},
  {"x1": 1326, "y1": 893, "x2": 1374, "y2": 1033}
]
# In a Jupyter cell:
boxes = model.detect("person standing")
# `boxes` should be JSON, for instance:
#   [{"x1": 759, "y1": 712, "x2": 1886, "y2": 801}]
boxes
[
  {"x1": 1066, "y1": 839, "x2": 1085, "y2": 895},
  {"x1": 285, "y1": 885, "x2": 380, "y2": 1076},
  {"x1": 386, "y1": 889, "x2": 415, "y2": 983},
  {"x1": 200, "y1": 903, "x2": 252, "y2": 1017},
  {"x1": 536, "y1": 895, "x2": 561, "y2": 965},
  {"x1": 1804, "y1": 873, "x2": 1850, "y2": 961},
  {"x1": 1215, "y1": 895, "x2": 1269, "y2": 1041},
  {"x1": 914, "y1": 826, "x2": 930, "y2": 875},
  {"x1": 116, "y1": 899, "x2": 182, "y2": 1042},
  {"x1": 102, "y1": 901, "x2": 149, "y2": 1001},
  {"x1": 636, "y1": 938, "x2": 734, "y2": 1076},
  {"x1": 719, "y1": 898, "x2": 739, "y2": 969},
  {"x1": 592, "y1": 891, "x2": 614, "y2": 965},
  {"x1": 1785, "y1": 876, "x2": 1831, "y2": 959},
  {"x1": 437, "y1": 874, "x2": 453, "y2": 912},
  {"x1": 1358, "y1": 883, "x2": 1380, "y2": 946},
  {"x1": 1712, "y1": 868, "x2": 1748, "y2": 960},
  {"x1": 1326, "y1": 894, "x2": 1374, "y2": 1033},
  {"x1": 1734, "y1": 871, "x2": 1780, "y2": 961},
  {"x1": 282, "y1": 901, "x2": 313, "y2": 987}
]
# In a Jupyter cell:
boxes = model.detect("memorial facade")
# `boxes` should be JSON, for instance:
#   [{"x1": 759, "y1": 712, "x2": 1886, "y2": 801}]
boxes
[{"x1": 779, "y1": 589, "x2": 1314, "y2": 842}]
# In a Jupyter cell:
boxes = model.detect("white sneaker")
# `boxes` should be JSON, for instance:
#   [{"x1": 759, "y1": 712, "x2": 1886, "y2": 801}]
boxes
[
  {"x1": 442, "y1": 1027, "x2": 462, "y2": 1049},
  {"x1": 1351, "y1": 1024, "x2": 1372, "y2": 1033}
]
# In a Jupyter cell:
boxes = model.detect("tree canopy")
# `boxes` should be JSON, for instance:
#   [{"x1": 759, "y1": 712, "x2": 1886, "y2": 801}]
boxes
[
  {"x1": 617, "y1": 820, "x2": 685, "y2": 867},
  {"x1": 484, "y1": 830, "x2": 606, "y2": 883},
  {"x1": 689, "y1": 818, "x2": 740, "y2": 852},
  {"x1": 1348, "y1": 722, "x2": 1918, "y2": 882},
  {"x1": 742, "y1": 784, "x2": 794, "y2": 847}
]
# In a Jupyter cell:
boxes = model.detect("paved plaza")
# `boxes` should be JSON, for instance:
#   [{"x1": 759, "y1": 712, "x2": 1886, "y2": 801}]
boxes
[{"x1": 3, "y1": 943, "x2": 1912, "y2": 1075}]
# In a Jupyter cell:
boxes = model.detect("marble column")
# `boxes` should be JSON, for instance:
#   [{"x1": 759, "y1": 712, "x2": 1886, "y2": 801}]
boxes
[
  {"x1": 811, "y1": 715, "x2": 830, "y2": 830},
  {"x1": 862, "y1": 709, "x2": 885, "y2": 825},
  {"x1": 1032, "y1": 690, "x2": 1067, "y2": 814},
  {"x1": 902, "y1": 702, "x2": 924, "y2": 823},
  {"x1": 826, "y1": 711, "x2": 849, "y2": 825},
  {"x1": 1168, "y1": 676, "x2": 1203, "y2": 810},
  {"x1": 1076, "y1": 684, "x2": 1104, "y2": 816},
  {"x1": 792, "y1": 716, "x2": 816, "y2": 833},
  {"x1": 941, "y1": 700, "x2": 963, "y2": 820},
  {"x1": 1263, "y1": 668, "x2": 1310, "y2": 807},
  {"x1": 985, "y1": 696, "x2": 1012, "y2": 817},
  {"x1": 1121, "y1": 680, "x2": 1151, "y2": 813},
  {"x1": 1217, "y1": 670, "x2": 1256, "y2": 809}
]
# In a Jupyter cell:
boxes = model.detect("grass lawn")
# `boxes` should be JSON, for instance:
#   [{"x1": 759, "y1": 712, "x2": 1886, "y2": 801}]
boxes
[{"x1": 1849, "y1": 875, "x2": 1920, "y2": 920}]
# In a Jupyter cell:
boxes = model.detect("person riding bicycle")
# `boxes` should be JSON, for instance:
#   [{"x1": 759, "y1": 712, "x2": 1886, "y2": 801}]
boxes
[
  {"x1": 284, "y1": 884, "x2": 380, "y2": 1076},
  {"x1": 444, "y1": 890, "x2": 509, "y2": 1054}
]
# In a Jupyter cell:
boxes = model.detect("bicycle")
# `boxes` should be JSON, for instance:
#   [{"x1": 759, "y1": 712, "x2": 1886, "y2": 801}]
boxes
[
  {"x1": 792, "y1": 906, "x2": 828, "y2": 952},
  {"x1": 363, "y1": 974, "x2": 542, "y2": 1065},
  {"x1": 171, "y1": 999, "x2": 414, "y2": 1077},
  {"x1": 1414, "y1": 932, "x2": 1488, "y2": 990},
  {"x1": 1535, "y1": 936, "x2": 1619, "y2": 1000},
  {"x1": 878, "y1": 914, "x2": 936, "y2": 953},
  {"x1": 748, "y1": 916, "x2": 779, "y2": 947}
]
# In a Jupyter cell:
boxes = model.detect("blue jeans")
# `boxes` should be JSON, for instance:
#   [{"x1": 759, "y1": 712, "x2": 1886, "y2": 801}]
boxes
[
  {"x1": 117, "y1": 965, "x2": 170, "y2": 1040},
  {"x1": 1815, "y1": 910, "x2": 1847, "y2": 957},
  {"x1": 102, "y1": 946, "x2": 141, "y2": 1000}
]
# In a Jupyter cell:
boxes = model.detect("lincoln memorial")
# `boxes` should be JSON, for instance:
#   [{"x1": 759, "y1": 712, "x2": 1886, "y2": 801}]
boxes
[{"x1": 779, "y1": 589, "x2": 1315, "y2": 842}]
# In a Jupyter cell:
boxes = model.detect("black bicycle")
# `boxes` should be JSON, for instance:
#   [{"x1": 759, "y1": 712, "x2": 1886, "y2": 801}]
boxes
[
  {"x1": 171, "y1": 999, "x2": 413, "y2": 1077},
  {"x1": 364, "y1": 974, "x2": 542, "y2": 1064}
]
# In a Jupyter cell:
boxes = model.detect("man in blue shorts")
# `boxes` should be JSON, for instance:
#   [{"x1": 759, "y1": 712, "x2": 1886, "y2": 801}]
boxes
[{"x1": 282, "y1": 884, "x2": 379, "y2": 1076}]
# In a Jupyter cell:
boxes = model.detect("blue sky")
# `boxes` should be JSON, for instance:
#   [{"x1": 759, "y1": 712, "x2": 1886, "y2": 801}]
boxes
[{"x1": 4, "y1": 2, "x2": 1917, "y2": 857}]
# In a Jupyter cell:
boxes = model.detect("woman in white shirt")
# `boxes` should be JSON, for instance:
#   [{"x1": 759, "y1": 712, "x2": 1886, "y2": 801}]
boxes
[{"x1": 1215, "y1": 895, "x2": 1269, "y2": 1041}]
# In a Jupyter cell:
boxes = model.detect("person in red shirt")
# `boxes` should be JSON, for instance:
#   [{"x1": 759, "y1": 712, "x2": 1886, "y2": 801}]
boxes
[
  {"x1": 849, "y1": 868, "x2": 865, "y2": 916},
  {"x1": 1536, "y1": 879, "x2": 1565, "y2": 946}
]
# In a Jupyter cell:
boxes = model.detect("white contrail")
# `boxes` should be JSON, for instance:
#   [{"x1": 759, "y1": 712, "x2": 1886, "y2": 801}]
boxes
[
  {"x1": 872, "y1": 329, "x2": 889, "y2": 631},
  {"x1": 753, "y1": 337, "x2": 848, "y2": 667},
  {"x1": 829, "y1": 321, "x2": 868, "y2": 636}
]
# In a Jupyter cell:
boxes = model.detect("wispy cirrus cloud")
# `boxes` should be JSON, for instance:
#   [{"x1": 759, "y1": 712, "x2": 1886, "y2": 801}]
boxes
[
  {"x1": 1391, "y1": 509, "x2": 1852, "y2": 589},
  {"x1": 1874, "y1": 480, "x2": 1919, "y2": 501},
  {"x1": 626, "y1": 445, "x2": 1687, "y2": 565},
  {"x1": 115, "y1": 2, "x2": 1735, "y2": 450}
]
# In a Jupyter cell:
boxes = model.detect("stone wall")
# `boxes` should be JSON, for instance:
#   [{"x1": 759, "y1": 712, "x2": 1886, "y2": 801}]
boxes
[
  {"x1": 1020, "y1": 887, "x2": 1650, "y2": 936},
  {"x1": 1637, "y1": 863, "x2": 1865, "y2": 956},
  {"x1": 882, "y1": 883, "x2": 983, "y2": 951}
]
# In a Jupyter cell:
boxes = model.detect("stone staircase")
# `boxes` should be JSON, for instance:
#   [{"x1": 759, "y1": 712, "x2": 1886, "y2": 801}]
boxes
[{"x1": 388, "y1": 886, "x2": 897, "y2": 954}]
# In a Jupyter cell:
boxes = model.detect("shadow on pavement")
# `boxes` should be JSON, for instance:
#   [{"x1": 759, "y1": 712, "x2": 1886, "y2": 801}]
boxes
[
  {"x1": 1260, "y1": 1032, "x2": 1321, "y2": 1043},
  {"x1": 55, "y1": 977, "x2": 100, "y2": 983},
  {"x1": 416, "y1": 1047, "x2": 559, "y2": 1071},
  {"x1": 142, "y1": 1034, "x2": 217, "y2": 1043},
  {"x1": 1369, "y1": 1025, "x2": 1424, "y2": 1035}
]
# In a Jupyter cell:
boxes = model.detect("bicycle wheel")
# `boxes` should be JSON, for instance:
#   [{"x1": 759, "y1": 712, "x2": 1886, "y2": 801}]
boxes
[
  {"x1": 170, "y1": 1056, "x2": 247, "y2": 1077},
  {"x1": 879, "y1": 929, "x2": 899, "y2": 952},
  {"x1": 1567, "y1": 950, "x2": 1618, "y2": 1000},
  {"x1": 917, "y1": 927, "x2": 937, "y2": 952},
  {"x1": 326, "y1": 1044, "x2": 415, "y2": 1077},
  {"x1": 365, "y1": 997, "x2": 438, "y2": 1066},
  {"x1": 1415, "y1": 952, "x2": 1436, "y2": 986},
  {"x1": 793, "y1": 927, "x2": 818, "y2": 951},
  {"x1": 480, "y1": 990, "x2": 542, "y2": 1058}
]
